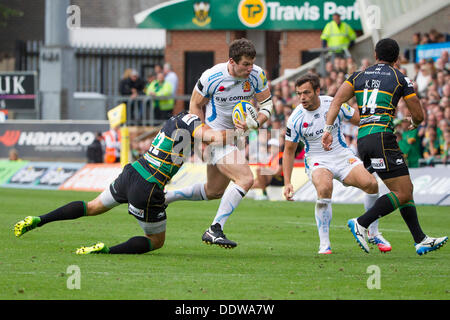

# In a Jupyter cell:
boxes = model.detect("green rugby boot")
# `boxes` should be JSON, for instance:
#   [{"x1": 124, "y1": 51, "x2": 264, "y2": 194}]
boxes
[
  {"x1": 76, "y1": 242, "x2": 109, "y2": 255},
  {"x1": 14, "y1": 216, "x2": 41, "y2": 237}
]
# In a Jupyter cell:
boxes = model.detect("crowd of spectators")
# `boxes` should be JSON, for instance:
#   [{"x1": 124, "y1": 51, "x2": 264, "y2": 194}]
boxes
[{"x1": 256, "y1": 33, "x2": 450, "y2": 168}]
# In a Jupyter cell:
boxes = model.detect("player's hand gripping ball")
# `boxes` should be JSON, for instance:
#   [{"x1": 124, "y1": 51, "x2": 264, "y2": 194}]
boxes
[{"x1": 232, "y1": 100, "x2": 258, "y2": 129}]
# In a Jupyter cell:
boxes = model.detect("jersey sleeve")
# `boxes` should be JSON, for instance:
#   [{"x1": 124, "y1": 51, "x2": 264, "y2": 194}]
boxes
[
  {"x1": 179, "y1": 113, "x2": 203, "y2": 137},
  {"x1": 194, "y1": 68, "x2": 223, "y2": 98},
  {"x1": 399, "y1": 73, "x2": 417, "y2": 100},
  {"x1": 250, "y1": 67, "x2": 269, "y2": 93},
  {"x1": 338, "y1": 103, "x2": 355, "y2": 120},
  {"x1": 285, "y1": 112, "x2": 300, "y2": 143},
  {"x1": 345, "y1": 71, "x2": 361, "y2": 88}
]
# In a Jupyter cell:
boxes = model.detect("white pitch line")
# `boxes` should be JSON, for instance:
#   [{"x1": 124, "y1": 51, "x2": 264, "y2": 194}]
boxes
[{"x1": 285, "y1": 221, "x2": 410, "y2": 233}]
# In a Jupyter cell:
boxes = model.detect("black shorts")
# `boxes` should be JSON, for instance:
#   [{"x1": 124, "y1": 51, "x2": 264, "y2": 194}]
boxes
[
  {"x1": 110, "y1": 163, "x2": 167, "y2": 223},
  {"x1": 357, "y1": 132, "x2": 409, "y2": 180}
]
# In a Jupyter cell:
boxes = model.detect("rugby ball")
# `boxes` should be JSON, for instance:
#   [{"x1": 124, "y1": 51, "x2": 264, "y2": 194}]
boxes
[{"x1": 232, "y1": 100, "x2": 254, "y2": 126}]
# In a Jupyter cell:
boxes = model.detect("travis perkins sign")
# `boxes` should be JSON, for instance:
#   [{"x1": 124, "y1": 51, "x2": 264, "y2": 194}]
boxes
[{"x1": 0, "y1": 121, "x2": 109, "y2": 160}]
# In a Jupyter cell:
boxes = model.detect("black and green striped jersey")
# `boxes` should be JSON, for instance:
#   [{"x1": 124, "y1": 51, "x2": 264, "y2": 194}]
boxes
[
  {"x1": 133, "y1": 112, "x2": 203, "y2": 189},
  {"x1": 346, "y1": 63, "x2": 416, "y2": 139}
]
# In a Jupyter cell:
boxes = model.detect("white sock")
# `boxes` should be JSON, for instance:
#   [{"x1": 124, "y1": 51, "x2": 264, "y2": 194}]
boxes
[
  {"x1": 165, "y1": 183, "x2": 208, "y2": 205},
  {"x1": 364, "y1": 193, "x2": 380, "y2": 236},
  {"x1": 315, "y1": 198, "x2": 332, "y2": 249},
  {"x1": 212, "y1": 183, "x2": 246, "y2": 229}
]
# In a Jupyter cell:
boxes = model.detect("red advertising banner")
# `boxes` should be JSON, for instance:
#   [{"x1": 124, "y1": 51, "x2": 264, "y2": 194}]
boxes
[{"x1": 59, "y1": 163, "x2": 122, "y2": 192}]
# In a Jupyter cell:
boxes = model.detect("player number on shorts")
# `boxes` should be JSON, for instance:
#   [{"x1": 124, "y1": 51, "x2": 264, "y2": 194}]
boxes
[{"x1": 362, "y1": 88, "x2": 378, "y2": 114}]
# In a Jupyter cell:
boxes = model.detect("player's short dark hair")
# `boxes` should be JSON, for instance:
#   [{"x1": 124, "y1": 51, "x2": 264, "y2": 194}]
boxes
[
  {"x1": 295, "y1": 74, "x2": 320, "y2": 91},
  {"x1": 229, "y1": 38, "x2": 256, "y2": 63},
  {"x1": 375, "y1": 38, "x2": 399, "y2": 63}
]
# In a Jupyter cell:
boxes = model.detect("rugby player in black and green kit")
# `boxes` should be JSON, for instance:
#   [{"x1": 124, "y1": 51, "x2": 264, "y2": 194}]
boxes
[
  {"x1": 13, "y1": 112, "x2": 229, "y2": 254},
  {"x1": 322, "y1": 38, "x2": 447, "y2": 255}
]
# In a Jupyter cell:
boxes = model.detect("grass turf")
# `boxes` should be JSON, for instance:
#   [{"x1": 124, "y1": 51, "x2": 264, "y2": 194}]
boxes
[{"x1": 0, "y1": 188, "x2": 449, "y2": 300}]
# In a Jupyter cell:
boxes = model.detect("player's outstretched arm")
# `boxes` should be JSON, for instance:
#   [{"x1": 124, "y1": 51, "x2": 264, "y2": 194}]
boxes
[{"x1": 282, "y1": 140, "x2": 298, "y2": 201}]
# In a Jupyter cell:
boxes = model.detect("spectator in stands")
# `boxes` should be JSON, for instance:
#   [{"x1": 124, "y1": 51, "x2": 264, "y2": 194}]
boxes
[
  {"x1": 422, "y1": 126, "x2": 440, "y2": 164},
  {"x1": 86, "y1": 132, "x2": 104, "y2": 163},
  {"x1": 163, "y1": 63, "x2": 179, "y2": 97},
  {"x1": 103, "y1": 125, "x2": 121, "y2": 164},
  {"x1": 360, "y1": 58, "x2": 371, "y2": 71},
  {"x1": 119, "y1": 68, "x2": 146, "y2": 124},
  {"x1": 404, "y1": 32, "x2": 421, "y2": 63},
  {"x1": 145, "y1": 72, "x2": 175, "y2": 120},
  {"x1": 8, "y1": 148, "x2": 21, "y2": 161},
  {"x1": 397, "y1": 120, "x2": 422, "y2": 168},
  {"x1": 320, "y1": 13, "x2": 356, "y2": 60}
]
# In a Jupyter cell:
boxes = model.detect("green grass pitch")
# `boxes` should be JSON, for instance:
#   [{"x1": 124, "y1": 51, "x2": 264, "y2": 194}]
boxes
[{"x1": 1, "y1": 188, "x2": 448, "y2": 300}]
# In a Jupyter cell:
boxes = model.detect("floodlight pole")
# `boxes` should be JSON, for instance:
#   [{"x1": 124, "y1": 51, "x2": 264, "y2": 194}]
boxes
[{"x1": 39, "y1": 0, "x2": 75, "y2": 120}]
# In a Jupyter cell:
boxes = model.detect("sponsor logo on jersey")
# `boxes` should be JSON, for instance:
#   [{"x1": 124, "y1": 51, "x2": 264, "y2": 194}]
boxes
[
  {"x1": 371, "y1": 158, "x2": 386, "y2": 169},
  {"x1": 238, "y1": 0, "x2": 267, "y2": 28},
  {"x1": 208, "y1": 72, "x2": 223, "y2": 82},
  {"x1": 128, "y1": 204, "x2": 144, "y2": 219},
  {"x1": 396, "y1": 158, "x2": 404, "y2": 165},
  {"x1": 348, "y1": 158, "x2": 358, "y2": 165}
]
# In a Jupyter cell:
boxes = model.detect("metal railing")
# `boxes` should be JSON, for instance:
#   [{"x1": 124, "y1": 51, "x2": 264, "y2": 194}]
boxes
[
  {"x1": 106, "y1": 94, "x2": 192, "y2": 127},
  {"x1": 16, "y1": 40, "x2": 165, "y2": 96}
]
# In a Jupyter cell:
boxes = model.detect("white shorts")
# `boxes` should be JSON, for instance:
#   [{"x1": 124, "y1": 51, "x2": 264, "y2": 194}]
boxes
[
  {"x1": 205, "y1": 144, "x2": 240, "y2": 166},
  {"x1": 305, "y1": 150, "x2": 362, "y2": 183}
]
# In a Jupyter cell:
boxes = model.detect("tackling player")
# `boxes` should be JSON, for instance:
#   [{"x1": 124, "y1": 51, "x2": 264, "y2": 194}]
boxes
[
  {"x1": 164, "y1": 38, "x2": 273, "y2": 248},
  {"x1": 283, "y1": 74, "x2": 389, "y2": 254},
  {"x1": 322, "y1": 38, "x2": 448, "y2": 255},
  {"x1": 14, "y1": 112, "x2": 228, "y2": 254}
]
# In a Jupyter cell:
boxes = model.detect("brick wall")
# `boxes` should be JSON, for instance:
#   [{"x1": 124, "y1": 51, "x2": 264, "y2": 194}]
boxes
[
  {"x1": 165, "y1": 30, "x2": 245, "y2": 96},
  {"x1": 279, "y1": 30, "x2": 322, "y2": 76}
]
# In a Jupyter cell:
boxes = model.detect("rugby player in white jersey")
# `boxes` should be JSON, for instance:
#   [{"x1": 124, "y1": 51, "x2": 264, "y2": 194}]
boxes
[
  {"x1": 282, "y1": 74, "x2": 391, "y2": 254},
  {"x1": 164, "y1": 38, "x2": 273, "y2": 248}
]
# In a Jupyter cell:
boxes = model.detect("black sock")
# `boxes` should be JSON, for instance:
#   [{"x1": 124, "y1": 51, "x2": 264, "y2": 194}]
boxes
[
  {"x1": 108, "y1": 236, "x2": 152, "y2": 254},
  {"x1": 357, "y1": 192, "x2": 400, "y2": 228},
  {"x1": 400, "y1": 201, "x2": 426, "y2": 243},
  {"x1": 38, "y1": 201, "x2": 87, "y2": 227}
]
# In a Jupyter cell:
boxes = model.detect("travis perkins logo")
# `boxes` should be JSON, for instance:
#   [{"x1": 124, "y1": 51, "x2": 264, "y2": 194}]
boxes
[{"x1": 0, "y1": 130, "x2": 95, "y2": 149}]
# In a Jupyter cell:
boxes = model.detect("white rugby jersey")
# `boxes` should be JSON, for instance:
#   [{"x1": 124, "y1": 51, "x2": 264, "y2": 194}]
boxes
[
  {"x1": 195, "y1": 62, "x2": 269, "y2": 130},
  {"x1": 285, "y1": 96, "x2": 355, "y2": 163}
]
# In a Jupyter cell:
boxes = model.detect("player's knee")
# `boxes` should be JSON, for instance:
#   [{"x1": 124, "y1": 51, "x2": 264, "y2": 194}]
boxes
[
  {"x1": 316, "y1": 186, "x2": 332, "y2": 199},
  {"x1": 147, "y1": 233, "x2": 165, "y2": 250},
  {"x1": 86, "y1": 199, "x2": 108, "y2": 216},
  {"x1": 235, "y1": 175, "x2": 254, "y2": 192},
  {"x1": 205, "y1": 189, "x2": 224, "y2": 200},
  {"x1": 364, "y1": 179, "x2": 379, "y2": 195}
]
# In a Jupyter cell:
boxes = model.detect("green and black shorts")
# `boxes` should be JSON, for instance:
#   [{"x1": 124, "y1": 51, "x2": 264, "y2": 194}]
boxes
[{"x1": 357, "y1": 132, "x2": 409, "y2": 180}]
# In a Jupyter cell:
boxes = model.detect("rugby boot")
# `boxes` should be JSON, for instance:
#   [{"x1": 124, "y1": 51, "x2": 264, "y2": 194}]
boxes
[
  {"x1": 202, "y1": 223, "x2": 237, "y2": 249},
  {"x1": 14, "y1": 216, "x2": 41, "y2": 237},
  {"x1": 415, "y1": 236, "x2": 448, "y2": 256}
]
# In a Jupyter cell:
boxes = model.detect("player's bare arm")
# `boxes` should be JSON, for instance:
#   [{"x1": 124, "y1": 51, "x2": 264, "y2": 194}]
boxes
[
  {"x1": 322, "y1": 81, "x2": 354, "y2": 151},
  {"x1": 194, "y1": 124, "x2": 229, "y2": 145},
  {"x1": 255, "y1": 88, "x2": 273, "y2": 125},
  {"x1": 404, "y1": 95, "x2": 424, "y2": 130},
  {"x1": 189, "y1": 89, "x2": 209, "y2": 122},
  {"x1": 349, "y1": 103, "x2": 360, "y2": 126},
  {"x1": 282, "y1": 140, "x2": 298, "y2": 201}
]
